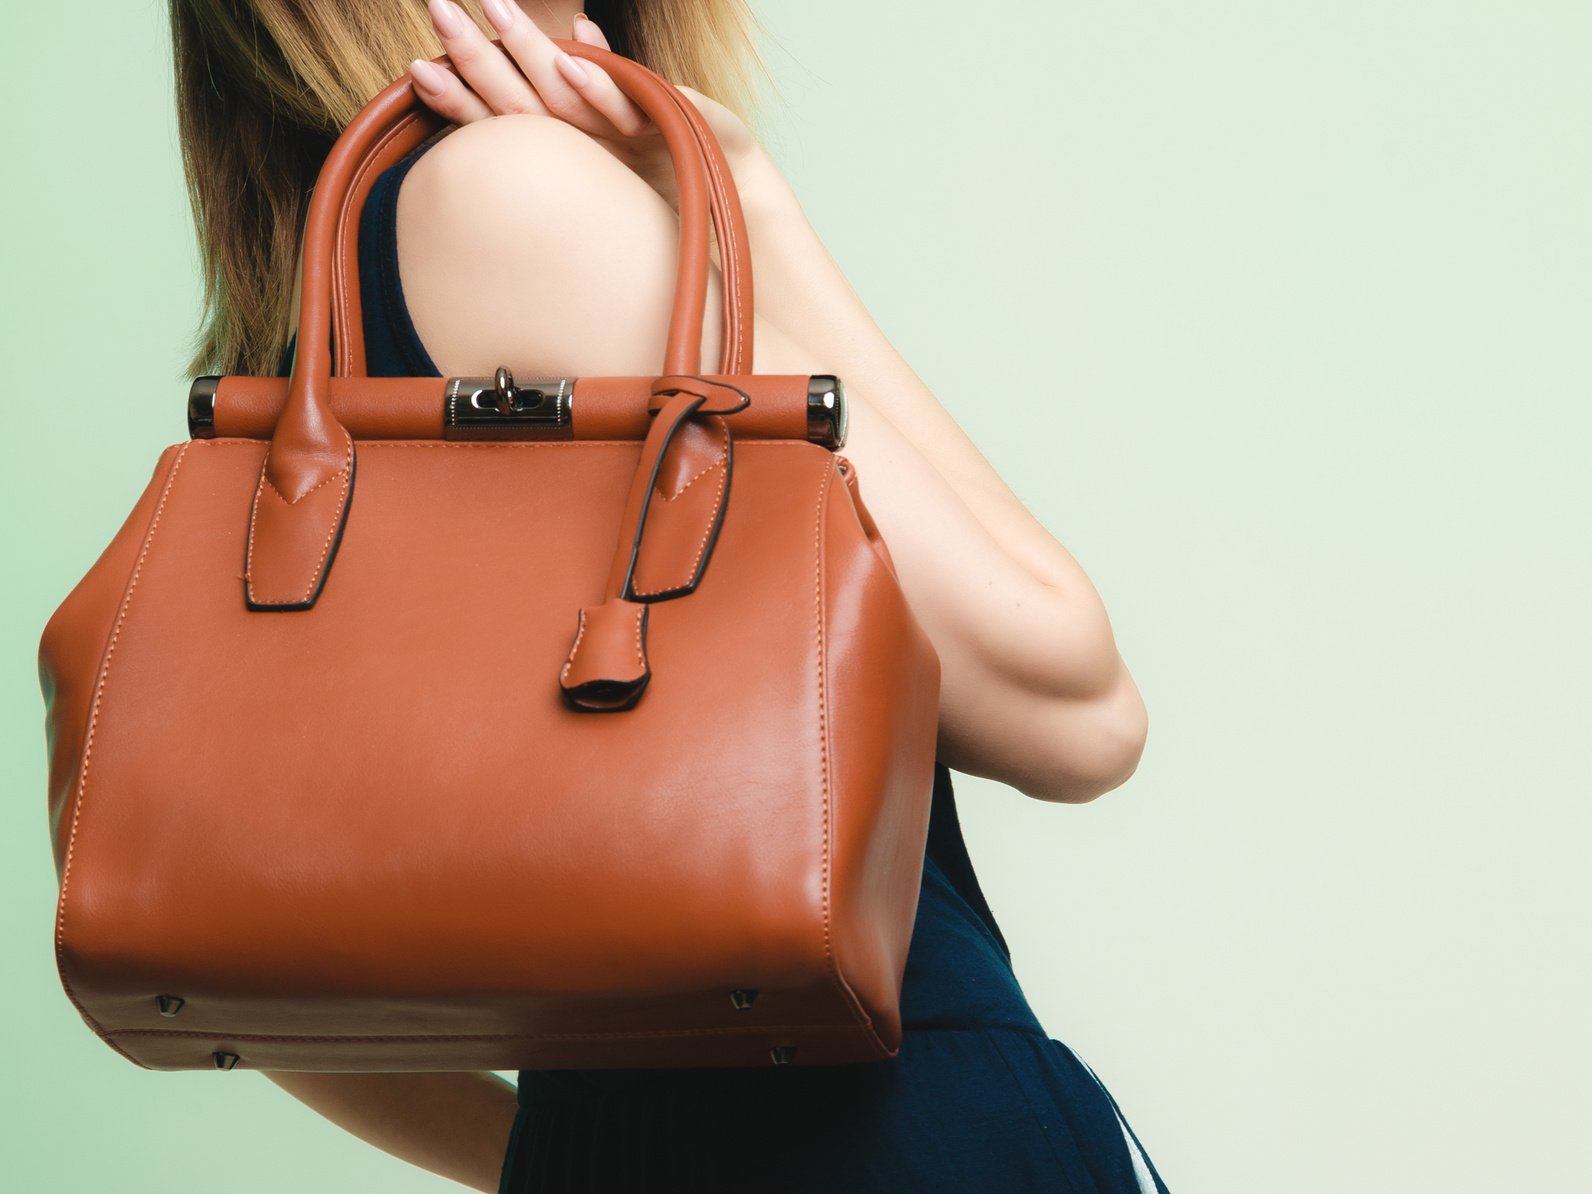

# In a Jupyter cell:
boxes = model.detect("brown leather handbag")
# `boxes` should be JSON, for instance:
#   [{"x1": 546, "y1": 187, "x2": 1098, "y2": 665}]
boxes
[{"x1": 37, "y1": 45, "x2": 939, "y2": 1074}]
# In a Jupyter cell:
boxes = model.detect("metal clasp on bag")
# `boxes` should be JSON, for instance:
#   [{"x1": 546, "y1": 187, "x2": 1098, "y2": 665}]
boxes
[{"x1": 444, "y1": 369, "x2": 573, "y2": 440}]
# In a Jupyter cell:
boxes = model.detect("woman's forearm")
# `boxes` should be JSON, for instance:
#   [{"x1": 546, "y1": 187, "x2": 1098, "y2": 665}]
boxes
[
  {"x1": 264, "y1": 1071, "x2": 518, "y2": 1191},
  {"x1": 767, "y1": 347, "x2": 1145, "y2": 800},
  {"x1": 734, "y1": 154, "x2": 1080, "y2": 581},
  {"x1": 737, "y1": 154, "x2": 1147, "y2": 800}
]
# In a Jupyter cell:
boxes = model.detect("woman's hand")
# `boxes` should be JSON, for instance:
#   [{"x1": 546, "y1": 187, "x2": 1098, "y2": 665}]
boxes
[{"x1": 409, "y1": 1, "x2": 758, "y2": 207}]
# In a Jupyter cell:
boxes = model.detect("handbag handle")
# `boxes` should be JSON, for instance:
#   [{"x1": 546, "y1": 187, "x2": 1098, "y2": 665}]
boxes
[
  {"x1": 328, "y1": 48, "x2": 753, "y2": 378},
  {"x1": 245, "y1": 43, "x2": 754, "y2": 611}
]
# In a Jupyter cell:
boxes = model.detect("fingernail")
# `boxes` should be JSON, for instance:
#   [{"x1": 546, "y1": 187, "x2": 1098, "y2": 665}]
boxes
[
  {"x1": 410, "y1": 59, "x2": 448, "y2": 97},
  {"x1": 482, "y1": 0, "x2": 516, "y2": 32},
  {"x1": 556, "y1": 51, "x2": 590, "y2": 87},
  {"x1": 429, "y1": 0, "x2": 465, "y2": 39},
  {"x1": 573, "y1": 13, "x2": 603, "y2": 43}
]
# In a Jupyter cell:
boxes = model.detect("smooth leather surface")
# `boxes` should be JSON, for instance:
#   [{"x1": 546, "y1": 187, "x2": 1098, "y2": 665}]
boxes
[
  {"x1": 40, "y1": 445, "x2": 185, "y2": 877},
  {"x1": 42, "y1": 440, "x2": 939, "y2": 1069},
  {"x1": 38, "y1": 51, "x2": 940, "y2": 1072}
]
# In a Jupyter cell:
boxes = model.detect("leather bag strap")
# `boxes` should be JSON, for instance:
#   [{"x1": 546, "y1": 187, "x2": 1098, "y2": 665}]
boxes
[
  {"x1": 329, "y1": 101, "x2": 446, "y2": 379},
  {"x1": 246, "y1": 44, "x2": 752, "y2": 612},
  {"x1": 329, "y1": 49, "x2": 752, "y2": 379}
]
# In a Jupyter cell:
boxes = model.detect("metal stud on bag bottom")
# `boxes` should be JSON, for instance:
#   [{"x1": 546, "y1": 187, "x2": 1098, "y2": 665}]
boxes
[
  {"x1": 770, "y1": 1047, "x2": 796, "y2": 1066},
  {"x1": 213, "y1": 1052, "x2": 241, "y2": 1071}
]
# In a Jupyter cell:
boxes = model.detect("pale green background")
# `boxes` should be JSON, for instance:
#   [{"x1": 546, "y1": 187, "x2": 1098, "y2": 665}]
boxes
[{"x1": 2, "y1": 2, "x2": 1587, "y2": 1190}]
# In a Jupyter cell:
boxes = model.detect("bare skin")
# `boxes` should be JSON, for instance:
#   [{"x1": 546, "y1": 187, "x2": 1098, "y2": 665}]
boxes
[{"x1": 268, "y1": 2, "x2": 1149, "y2": 1188}]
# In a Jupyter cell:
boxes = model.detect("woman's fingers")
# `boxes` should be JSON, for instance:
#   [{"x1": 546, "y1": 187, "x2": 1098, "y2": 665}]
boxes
[
  {"x1": 479, "y1": 0, "x2": 611, "y2": 133},
  {"x1": 429, "y1": 0, "x2": 548, "y2": 118},
  {"x1": 557, "y1": 55, "x2": 653, "y2": 138},
  {"x1": 565, "y1": 15, "x2": 651, "y2": 136},
  {"x1": 416, "y1": 4, "x2": 651, "y2": 144},
  {"x1": 410, "y1": 58, "x2": 494, "y2": 125}
]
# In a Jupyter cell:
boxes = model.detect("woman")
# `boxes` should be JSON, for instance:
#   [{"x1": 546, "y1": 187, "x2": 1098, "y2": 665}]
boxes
[{"x1": 171, "y1": 0, "x2": 1160, "y2": 1189}]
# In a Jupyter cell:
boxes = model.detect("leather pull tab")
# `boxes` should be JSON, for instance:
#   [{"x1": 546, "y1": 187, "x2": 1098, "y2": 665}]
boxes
[
  {"x1": 562, "y1": 385, "x2": 739, "y2": 711},
  {"x1": 560, "y1": 600, "x2": 651, "y2": 712}
]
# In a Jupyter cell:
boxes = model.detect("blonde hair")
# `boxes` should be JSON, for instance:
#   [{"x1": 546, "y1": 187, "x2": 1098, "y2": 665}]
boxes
[{"x1": 171, "y1": 0, "x2": 761, "y2": 376}]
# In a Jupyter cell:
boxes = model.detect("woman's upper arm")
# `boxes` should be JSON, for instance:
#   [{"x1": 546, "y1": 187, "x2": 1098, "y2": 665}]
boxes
[{"x1": 395, "y1": 114, "x2": 721, "y2": 378}]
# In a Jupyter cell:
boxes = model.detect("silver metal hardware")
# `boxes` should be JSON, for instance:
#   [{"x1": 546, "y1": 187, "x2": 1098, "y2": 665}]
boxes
[
  {"x1": 807, "y1": 375, "x2": 847, "y2": 450},
  {"x1": 156, "y1": 995, "x2": 185, "y2": 1017},
  {"x1": 444, "y1": 370, "x2": 573, "y2": 440},
  {"x1": 213, "y1": 1052, "x2": 241, "y2": 1071},
  {"x1": 730, "y1": 989, "x2": 759, "y2": 1010},
  {"x1": 188, "y1": 377, "x2": 220, "y2": 439},
  {"x1": 770, "y1": 1046, "x2": 797, "y2": 1066}
]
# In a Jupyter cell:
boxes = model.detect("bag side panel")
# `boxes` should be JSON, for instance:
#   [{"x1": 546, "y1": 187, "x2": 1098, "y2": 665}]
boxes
[
  {"x1": 821, "y1": 459, "x2": 942, "y2": 1054},
  {"x1": 39, "y1": 444, "x2": 188, "y2": 876}
]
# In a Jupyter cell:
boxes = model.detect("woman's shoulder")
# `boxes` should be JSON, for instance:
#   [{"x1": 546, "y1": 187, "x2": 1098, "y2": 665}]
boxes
[
  {"x1": 406, "y1": 113, "x2": 614, "y2": 200},
  {"x1": 394, "y1": 115, "x2": 686, "y2": 377}
]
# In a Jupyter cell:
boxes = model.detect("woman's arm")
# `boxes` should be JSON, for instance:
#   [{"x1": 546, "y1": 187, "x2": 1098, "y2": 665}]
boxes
[
  {"x1": 263, "y1": 1072, "x2": 517, "y2": 1192},
  {"x1": 729, "y1": 154, "x2": 1147, "y2": 801},
  {"x1": 406, "y1": 5, "x2": 1147, "y2": 802}
]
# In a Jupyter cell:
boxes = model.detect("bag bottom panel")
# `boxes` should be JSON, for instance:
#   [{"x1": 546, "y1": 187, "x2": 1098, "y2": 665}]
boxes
[{"x1": 105, "y1": 1023, "x2": 892, "y2": 1070}]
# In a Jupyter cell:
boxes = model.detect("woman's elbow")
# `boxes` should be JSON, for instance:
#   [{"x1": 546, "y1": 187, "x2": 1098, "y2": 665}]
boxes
[{"x1": 1020, "y1": 671, "x2": 1149, "y2": 804}]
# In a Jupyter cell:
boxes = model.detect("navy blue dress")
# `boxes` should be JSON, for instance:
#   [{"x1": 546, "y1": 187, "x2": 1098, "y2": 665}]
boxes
[{"x1": 357, "y1": 145, "x2": 1171, "y2": 1194}]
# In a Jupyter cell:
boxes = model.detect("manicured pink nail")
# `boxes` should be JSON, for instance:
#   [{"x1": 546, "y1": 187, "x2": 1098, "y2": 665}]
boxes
[
  {"x1": 410, "y1": 59, "x2": 449, "y2": 97},
  {"x1": 482, "y1": 0, "x2": 517, "y2": 33},
  {"x1": 429, "y1": 0, "x2": 465, "y2": 39},
  {"x1": 556, "y1": 52, "x2": 590, "y2": 87}
]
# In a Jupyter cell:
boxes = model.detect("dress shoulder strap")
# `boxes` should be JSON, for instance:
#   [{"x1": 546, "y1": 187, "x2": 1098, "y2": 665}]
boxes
[{"x1": 358, "y1": 140, "x2": 446, "y2": 379}]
